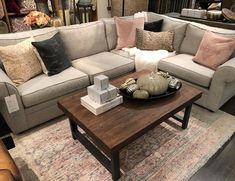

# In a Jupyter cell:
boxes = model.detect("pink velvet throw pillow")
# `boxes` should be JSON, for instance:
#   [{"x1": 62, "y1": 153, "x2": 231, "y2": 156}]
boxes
[
  {"x1": 115, "y1": 17, "x2": 144, "y2": 50},
  {"x1": 193, "y1": 31, "x2": 235, "y2": 70}
]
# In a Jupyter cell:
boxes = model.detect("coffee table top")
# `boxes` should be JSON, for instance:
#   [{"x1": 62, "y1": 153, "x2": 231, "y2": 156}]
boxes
[{"x1": 58, "y1": 70, "x2": 202, "y2": 154}]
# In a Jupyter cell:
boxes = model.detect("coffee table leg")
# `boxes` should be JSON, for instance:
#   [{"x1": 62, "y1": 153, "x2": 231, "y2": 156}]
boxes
[
  {"x1": 69, "y1": 119, "x2": 121, "y2": 180},
  {"x1": 69, "y1": 119, "x2": 78, "y2": 140},
  {"x1": 111, "y1": 150, "x2": 120, "y2": 181},
  {"x1": 182, "y1": 104, "x2": 192, "y2": 129}
]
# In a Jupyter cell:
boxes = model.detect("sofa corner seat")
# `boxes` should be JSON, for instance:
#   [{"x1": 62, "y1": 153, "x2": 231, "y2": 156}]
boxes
[
  {"x1": 158, "y1": 54, "x2": 214, "y2": 88},
  {"x1": 72, "y1": 52, "x2": 135, "y2": 83},
  {"x1": 149, "y1": 13, "x2": 235, "y2": 112}
]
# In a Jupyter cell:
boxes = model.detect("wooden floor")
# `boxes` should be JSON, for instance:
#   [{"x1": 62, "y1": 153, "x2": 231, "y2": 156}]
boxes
[
  {"x1": 190, "y1": 96, "x2": 235, "y2": 181},
  {"x1": 220, "y1": 96, "x2": 235, "y2": 116},
  {"x1": 190, "y1": 134, "x2": 235, "y2": 181}
]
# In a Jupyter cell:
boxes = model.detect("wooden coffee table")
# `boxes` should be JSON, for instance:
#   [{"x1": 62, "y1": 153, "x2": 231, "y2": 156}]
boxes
[{"x1": 58, "y1": 70, "x2": 202, "y2": 181}]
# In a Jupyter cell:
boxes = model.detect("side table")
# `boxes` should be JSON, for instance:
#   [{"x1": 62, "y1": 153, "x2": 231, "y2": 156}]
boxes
[
  {"x1": 76, "y1": 3, "x2": 93, "y2": 23},
  {"x1": 0, "y1": 113, "x2": 15, "y2": 149}
]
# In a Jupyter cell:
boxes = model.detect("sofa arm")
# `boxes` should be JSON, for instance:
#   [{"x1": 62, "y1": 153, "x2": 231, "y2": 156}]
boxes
[
  {"x1": 215, "y1": 57, "x2": 235, "y2": 83},
  {"x1": 206, "y1": 57, "x2": 235, "y2": 111},
  {"x1": 0, "y1": 69, "x2": 19, "y2": 97},
  {"x1": 0, "y1": 69, "x2": 27, "y2": 134}
]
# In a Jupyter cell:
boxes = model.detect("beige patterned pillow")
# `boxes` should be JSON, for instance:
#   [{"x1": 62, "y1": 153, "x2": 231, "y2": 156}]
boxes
[
  {"x1": 0, "y1": 38, "x2": 42, "y2": 86},
  {"x1": 136, "y1": 29, "x2": 174, "y2": 51}
]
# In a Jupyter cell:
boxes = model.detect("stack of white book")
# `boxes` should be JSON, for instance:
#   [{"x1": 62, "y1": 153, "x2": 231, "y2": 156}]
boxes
[
  {"x1": 81, "y1": 75, "x2": 123, "y2": 115},
  {"x1": 181, "y1": 8, "x2": 207, "y2": 19}
]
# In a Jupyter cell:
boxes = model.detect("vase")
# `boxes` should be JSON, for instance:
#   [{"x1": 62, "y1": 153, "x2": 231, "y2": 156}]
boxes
[
  {"x1": 31, "y1": 24, "x2": 48, "y2": 30},
  {"x1": 50, "y1": 16, "x2": 63, "y2": 27}
]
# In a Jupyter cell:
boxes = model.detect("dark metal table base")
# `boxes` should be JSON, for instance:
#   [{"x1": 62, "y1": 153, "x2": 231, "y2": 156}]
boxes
[{"x1": 69, "y1": 104, "x2": 192, "y2": 181}]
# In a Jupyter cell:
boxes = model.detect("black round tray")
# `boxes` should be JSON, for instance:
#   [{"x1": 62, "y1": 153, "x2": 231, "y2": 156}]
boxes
[{"x1": 119, "y1": 82, "x2": 182, "y2": 100}]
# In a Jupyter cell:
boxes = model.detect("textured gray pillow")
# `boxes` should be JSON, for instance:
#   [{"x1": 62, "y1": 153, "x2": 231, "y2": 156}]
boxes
[{"x1": 136, "y1": 29, "x2": 174, "y2": 51}]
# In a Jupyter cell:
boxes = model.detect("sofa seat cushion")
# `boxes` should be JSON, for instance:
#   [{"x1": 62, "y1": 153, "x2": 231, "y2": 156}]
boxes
[
  {"x1": 111, "y1": 50, "x2": 135, "y2": 60},
  {"x1": 158, "y1": 54, "x2": 215, "y2": 88},
  {"x1": 18, "y1": 67, "x2": 89, "y2": 107},
  {"x1": 72, "y1": 52, "x2": 135, "y2": 83}
]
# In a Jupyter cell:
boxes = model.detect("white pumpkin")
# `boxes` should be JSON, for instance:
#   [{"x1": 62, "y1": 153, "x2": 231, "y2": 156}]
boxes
[{"x1": 137, "y1": 73, "x2": 169, "y2": 96}]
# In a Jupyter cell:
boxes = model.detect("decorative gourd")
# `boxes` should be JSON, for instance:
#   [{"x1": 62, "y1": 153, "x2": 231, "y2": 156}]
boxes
[
  {"x1": 126, "y1": 84, "x2": 138, "y2": 95},
  {"x1": 133, "y1": 90, "x2": 149, "y2": 99},
  {"x1": 137, "y1": 73, "x2": 169, "y2": 96},
  {"x1": 120, "y1": 78, "x2": 136, "y2": 90}
]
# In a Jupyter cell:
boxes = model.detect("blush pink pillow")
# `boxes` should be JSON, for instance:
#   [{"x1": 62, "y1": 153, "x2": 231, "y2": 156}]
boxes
[
  {"x1": 114, "y1": 17, "x2": 144, "y2": 50},
  {"x1": 193, "y1": 31, "x2": 235, "y2": 70}
]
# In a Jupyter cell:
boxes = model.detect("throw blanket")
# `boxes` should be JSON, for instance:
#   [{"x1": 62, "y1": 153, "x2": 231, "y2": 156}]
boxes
[
  {"x1": 134, "y1": 11, "x2": 148, "y2": 22},
  {"x1": 123, "y1": 47, "x2": 176, "y2": 72}
]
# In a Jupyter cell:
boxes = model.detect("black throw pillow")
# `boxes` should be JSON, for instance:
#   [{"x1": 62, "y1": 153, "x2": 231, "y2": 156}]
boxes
[
  {"x1": 144, "y1": 19, "x2": 164, "y2": 32},
  {"x1": 32, "y1": 32, "x2": 71, "y2": 76}
]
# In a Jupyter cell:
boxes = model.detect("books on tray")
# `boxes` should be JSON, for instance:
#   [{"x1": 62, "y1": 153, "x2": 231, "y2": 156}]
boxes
[{"x1": 81, "y1": 94, "x2": 123, "y2": 115}]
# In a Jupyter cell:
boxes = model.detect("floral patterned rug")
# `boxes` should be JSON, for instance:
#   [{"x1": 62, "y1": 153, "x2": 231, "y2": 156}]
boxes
[{"x1": 10, "y1": 105, "x2": 235, "y2": 181}]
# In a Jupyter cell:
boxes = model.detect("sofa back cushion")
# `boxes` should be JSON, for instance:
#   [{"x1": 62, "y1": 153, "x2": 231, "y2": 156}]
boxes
[
  {"x1": 58, "y1": 21, "x2": 108, "y2": 60},
  {"x1": 102, "y1": 18, "x2": 118, "y2": 51},
  {"x1": 180, "y1": 23, "x2": 235, "y2": 56},
  {"x1": 29, "y1": 27, "x2": 58, "y2": 41},
  {"x1": 0, "y1": 27, "x2": 58, "y2": 46},
  {"x1": 0, "y1": 27, "x2": 58, "y2": 69},
  {"x1": 146, "y1": 12, "x2": 188, "y2": 52},
  {"x1": 102, "y1": 17, "x2": 133, "y2": 51}
]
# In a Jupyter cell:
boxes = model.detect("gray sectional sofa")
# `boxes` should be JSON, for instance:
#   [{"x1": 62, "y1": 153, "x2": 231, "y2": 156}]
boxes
[{"x1": 0, "y1": 12, "x2": 234, "y2": 134}]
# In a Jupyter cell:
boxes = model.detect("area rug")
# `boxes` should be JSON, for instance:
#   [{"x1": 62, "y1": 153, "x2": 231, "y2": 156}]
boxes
[{"x1": 10, "y1": 105, "x2": 235, "y2": 181}]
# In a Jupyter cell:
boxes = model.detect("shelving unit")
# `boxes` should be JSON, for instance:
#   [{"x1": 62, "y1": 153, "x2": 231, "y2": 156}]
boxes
[
  {"x1": 168, "y1": 12, "x2": 235, "y2": 30},
  {"x1": 148, "y1": 0, "x2": 232, "y2": 14},
  {"x1": 111, "y1": 0, "x2": 148, "y2": 17},
  {"x1": 196, "y1": 0, "x2": 222, "y2": 9},
  {"x1": 192, "y1": 0, "x2": 233, "y2": 10},
  {"x1": 1, "y1": 0, "x2": 31, "y2": 32},
  {"x1": 148, "y1": 0, "x2": 191, "y2": 14}
]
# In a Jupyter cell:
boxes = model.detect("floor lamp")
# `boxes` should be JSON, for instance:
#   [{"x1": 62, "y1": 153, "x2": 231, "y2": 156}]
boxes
[
  {"x1": 61, "y1": 0, "x2": 66, "y2": 25},
  {"x1": 122, "y1": 0, "x2": 125, "y2": 16},
  {"x1": 50, "y1": 0, "x2": 66, "y2": 25}
]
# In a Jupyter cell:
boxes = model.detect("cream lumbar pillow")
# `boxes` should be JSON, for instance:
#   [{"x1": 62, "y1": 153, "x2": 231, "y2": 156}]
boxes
[
  {"x1": 136, "y1": 28, "x2": 174, "y2": 51},
  {"x1": 0, "y1": 38, "x2": 42, "y2": 86}
]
